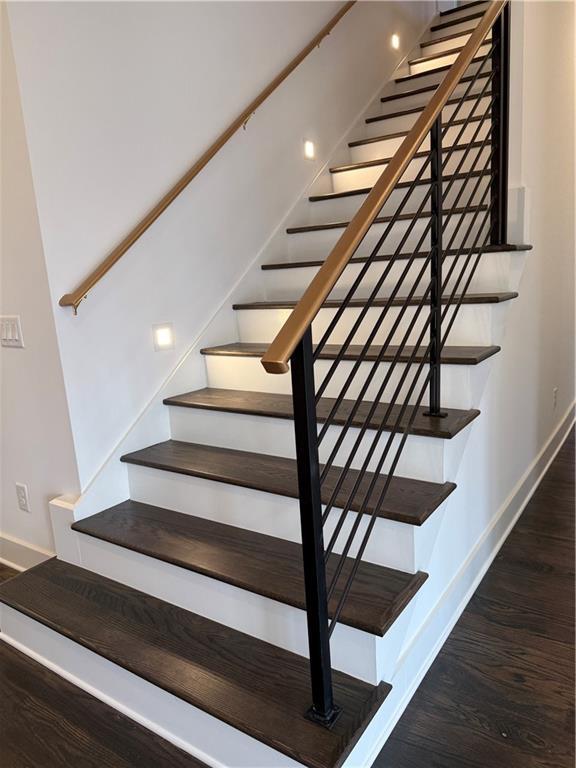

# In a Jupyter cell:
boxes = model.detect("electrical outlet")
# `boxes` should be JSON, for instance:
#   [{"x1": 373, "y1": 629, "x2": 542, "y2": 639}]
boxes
[
  {"x1": 0, "y1": 316, "x2": 24, "y2": 348},
  {"x1": 15, "y1": 483, "x2": 31, "y2": 513},
  {"x1": 553, "y1": 386, "x2": 559, "y2": 410}
]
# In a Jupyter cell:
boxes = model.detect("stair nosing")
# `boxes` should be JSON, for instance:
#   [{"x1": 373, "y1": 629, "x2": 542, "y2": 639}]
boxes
[{"x1": 395, "y1": 50, "x2": 487, "y2": 84}]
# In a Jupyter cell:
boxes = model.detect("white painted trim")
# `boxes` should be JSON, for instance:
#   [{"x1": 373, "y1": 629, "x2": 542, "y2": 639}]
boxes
[
  {"x1": 353, "y1": 401, "x2": 575, "y2": 767},
  {"x1": 0, "y1": 532, "x2": 52, "y2": 571}
]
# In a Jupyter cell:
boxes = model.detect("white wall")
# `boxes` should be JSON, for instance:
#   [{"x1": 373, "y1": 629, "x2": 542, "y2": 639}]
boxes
[
  {"x1": 7, "y1": 1, "x2": 432, "y2": 489},
  {"x1": 0, "y1": 5, "x2": 80, "y2": 567}
]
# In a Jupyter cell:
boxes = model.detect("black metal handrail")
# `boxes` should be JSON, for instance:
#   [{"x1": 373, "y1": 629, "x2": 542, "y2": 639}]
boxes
[{"x1": 286, "y1": 2, "x2": 511, "y2": 726}]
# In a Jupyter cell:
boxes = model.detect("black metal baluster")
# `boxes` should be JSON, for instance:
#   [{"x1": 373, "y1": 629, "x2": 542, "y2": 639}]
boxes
[
  {"x1": 490, "y1": 2, "x2": 510, "y2": 245},
  {"x1": 426, "y1": 116, "x2": 447, "y2": 417},
  {"x1": 290, "y1": 328, "x2": 340, "y2": 727}
]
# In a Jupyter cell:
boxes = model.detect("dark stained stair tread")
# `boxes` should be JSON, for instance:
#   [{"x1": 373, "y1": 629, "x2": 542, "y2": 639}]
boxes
[
  {"x1": 164, "y1": 387, "x2": 480, "y2": 439},
  {"x1": 0, "y1": 559, "x2": 390, "y2": 768},
  {"x1": 233, "y1": 292, "x2": 517, "y2": 309},
  {"x1": 379, "y1": 71, "x2": 490, "y2": 105},
  {"x1": 308, "y1": 170, "x2": 490, "y2": 202},
  {"x1": 331, "y1": 139, "x2": 489, "y2": 174},
  {"x1": 430, "y1": 10, "x2": 486, "y2": 32},
  {"x1": 348, "y1": 114, "x2": 485, "y2": 149},
  {"x1": 408, "y1": 42, "x2": 489, "y2": 68},
  {"x1": 120, "y1": 441, "x2": 455, "y2": 525},
  {"x1": 395, "y1": 52, "x2": 487, "y2": 84},
  {"x1": 72, "y1": 500, "x2": 427, "y2": 636},
  {"x1": 365, "y1": 93, "x2": 490, "y2": 125},
  {"x1": 262, "y1": 244, "x2": 532, "y2": 271},
  {"x1": 439, "y1": 1, "x2": 487, "y2": 17},
  {"x1": 420, "y1": 28, "x2": 479, "y2": 48},
  {"x1": 200, "y1": 341, "x2": 501, "y2": 365},
  {"x1": 286, "y1": 205, "x2": 488, "y2": 234}
]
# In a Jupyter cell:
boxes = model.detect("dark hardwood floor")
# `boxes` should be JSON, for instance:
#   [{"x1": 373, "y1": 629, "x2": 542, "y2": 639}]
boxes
[
  {"x1": 0, "y1": 563, "x2": 204, "y2": 766},
  {"x1": 374, "y1": 428, "x2": 575, "y2": 768},
  {"x1": 0, "y1": 562, "x2": 18, "y2": 583}
]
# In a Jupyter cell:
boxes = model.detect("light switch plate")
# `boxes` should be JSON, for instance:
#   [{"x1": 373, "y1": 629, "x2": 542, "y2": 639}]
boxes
[{"x1": 1, "y1": 316, "x2": 24, "y2": 348}]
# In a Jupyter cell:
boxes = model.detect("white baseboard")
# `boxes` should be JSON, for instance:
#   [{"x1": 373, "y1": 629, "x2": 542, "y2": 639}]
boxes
[
  {"x1": 0, "y1": 533, "x2": 52, "y2": 571},
  {"x1": 346, "y1": 401, "x2": 575, "y2": 767}
]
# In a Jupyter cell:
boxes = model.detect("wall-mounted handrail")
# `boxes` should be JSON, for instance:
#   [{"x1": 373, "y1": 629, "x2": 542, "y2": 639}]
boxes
[
  {"x1": 59, "y1": 1, "x2": 356, "y2": 313},
  {"x1": 260, "y1": 0, "x2": 505, "y2": 374}
]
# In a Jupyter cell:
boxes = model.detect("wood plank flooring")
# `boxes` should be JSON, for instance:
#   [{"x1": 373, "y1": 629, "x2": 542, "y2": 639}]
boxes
[
  {"x1": 0, "y1": 642, "x2": 207, "y2": 767},
  {"x1": 374, "y1": 428, "x2": 575, "y2": 768}
]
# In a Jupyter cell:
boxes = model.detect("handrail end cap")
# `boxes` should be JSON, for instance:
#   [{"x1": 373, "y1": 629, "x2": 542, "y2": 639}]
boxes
[{"x1": 261, "y1": 357, "x2": 290, "y2": 375}]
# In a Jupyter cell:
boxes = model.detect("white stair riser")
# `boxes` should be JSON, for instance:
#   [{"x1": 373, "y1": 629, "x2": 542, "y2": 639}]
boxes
[
  {"x1": 285, "y1": 210, "x2": 490, "y2": 261},
  {"x1": 74, "y1": 533, "x2": 379, "y2": 683},
  {"x1": 409, "y1": 42, "x2": 491, "y2": 76},
  {"x1": 332, "y1": 145, "x2": 490, "y2": 193},
  {"x1": 306, "y1": 177, "x2": 489, "y2": 224},
  {"x1": 204, "y1": 354, "x2": 486, "y2": 409},
  {"x1": 377, "y1": 74, "x2": 490, "y2": 113},
  {"x1": 168, "y1": 406, "x2": 451, "y2": 482},
  {"x1": 350, "y1": 116, "x2": 490, "y2": 164},
  {"x1": 0, "y1": 607, "x2": 304, "y2": 768},
  {"x1": 363, "y1": 95, "x2": 491, "y2": 141},
  {"x1": 236, "y1": 302, "x2": 502, "y2": 348},
  {"x1": 127, "y1": 463, "x2": 420, "y2": 573},
  {"x1": 262, "y1": 251, "x2": 516, "y2": 299}
]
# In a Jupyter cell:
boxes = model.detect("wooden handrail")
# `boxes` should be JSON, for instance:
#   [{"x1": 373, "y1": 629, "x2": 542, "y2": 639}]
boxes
[
  {"x1": 59, "y1": 2, "x2": 356, "y2": 313},
  {"x1": 261, "y1": 0, "x2": 505, "y2": 374}
]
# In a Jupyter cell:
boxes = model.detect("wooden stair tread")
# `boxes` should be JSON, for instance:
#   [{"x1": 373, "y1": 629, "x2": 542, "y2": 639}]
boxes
[
  {"x1": 439, "y1": 1, "x2": 487, "y2": 17},
  {"x1": 164, "y1": 387, "x2": 480, "y2": 439},
  {"x1": 365, "y1": 92, "x2": 489, "y2": 125},
  {"x1": 121, "y1": 440, "x2": 455, "y2": 525},
  {"x1": 348, "y1": 114, "x2": 485, "y2": 149},
  {"x1": 395, "y1": 52, "x2": 487, "y2": 84},
  {"x1": 309, "y1": 170, "x2": 490, "y2": 202},
  {"x1": 330, "y1": 139, "x2": 488, "y2": 174},
  {"x1": 430, "y1": 10, "x2": 486, "y2": 32},
  {"x1": 233, "y1": 292, "x2": 517, "y2": 310},
  {"x1": 0, "y1": 559, "x2": 390, "y2": 768},
  {"x1": 408, "y1": 43, "x2": 475, "y2": 67},
  {"x1": 261, "y1": 244, "x2": 532, "y2": 271},
  {"x1": 72, "y1": 500, "x2": 427, "y2": 636},
  {"x1": 200, "y1": 341, "x2": 500, "y2": 365},
  {"x1": 420, "y1": 27, "x2": 482, "y2": 49},
  {"x1": 286, "y1": 205, "x2": 487, "y2": 234},
  {"x1": 379, "y1": 71, "x2": 490, "y2": 105}
]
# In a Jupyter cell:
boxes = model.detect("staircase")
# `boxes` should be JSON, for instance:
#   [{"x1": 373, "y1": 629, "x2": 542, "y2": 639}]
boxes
[{"x1": 0, "y1": 3, "x2": 532, "y2": 767}]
